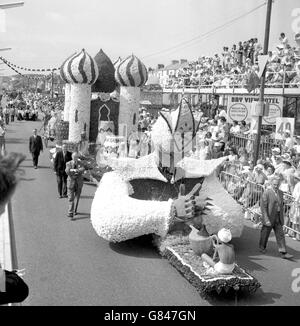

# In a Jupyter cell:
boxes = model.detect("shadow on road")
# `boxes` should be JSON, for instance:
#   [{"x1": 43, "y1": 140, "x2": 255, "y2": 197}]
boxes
[
  {"x1": 20, "y1": 178, "x2": 36, "y2": 182},
  {"x1": 21, "y1": 165, "x2": 52, "y2": 170},
  {"x1": 5, "y1": 138, "x2": 28, "y2": 144},
  {"x1": 109, "y1": 235, "x2": 160, "y2": 259},
  {"x1": 72, "y1": 214, "x2": 90, "y2": 221},
  {"x1": 232, "y1": 225, "x2": 300, "y2": 273},
  {"x1": 206, "y1": 288, "x2": 282, "y2": 306}
]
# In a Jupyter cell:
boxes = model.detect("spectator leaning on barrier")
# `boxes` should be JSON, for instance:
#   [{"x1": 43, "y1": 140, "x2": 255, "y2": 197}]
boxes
[{"x1": 0, "y1": 153, "x2": 29, "y2": 305}]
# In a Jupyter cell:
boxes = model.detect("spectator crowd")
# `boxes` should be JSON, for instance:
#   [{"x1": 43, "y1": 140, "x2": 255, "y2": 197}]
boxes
[{"x1": 163, "y1": 33, "x2": 300, "y2": 89}]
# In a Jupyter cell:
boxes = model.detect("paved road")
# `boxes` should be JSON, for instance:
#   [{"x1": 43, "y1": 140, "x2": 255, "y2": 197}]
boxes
[{"x1": 4, "y1": 118, "x2": 300, "y2": 306}]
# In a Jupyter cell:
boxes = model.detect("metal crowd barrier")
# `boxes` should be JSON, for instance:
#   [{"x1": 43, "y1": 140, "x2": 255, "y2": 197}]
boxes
[
  {"x1": 219, "y1": 171, "x2": 300, "y2": 239},
  {"x1": 229, "y1": 134, "x2": 284, "y2": 159}
]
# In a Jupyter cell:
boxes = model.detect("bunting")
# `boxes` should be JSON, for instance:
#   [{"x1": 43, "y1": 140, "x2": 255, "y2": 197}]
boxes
[{"x1": 0, "y1": 56, "x2": 54, "y2": 81}]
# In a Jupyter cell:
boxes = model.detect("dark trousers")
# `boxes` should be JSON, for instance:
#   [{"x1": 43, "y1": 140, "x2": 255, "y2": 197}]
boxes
[
  {"x1": 5, "y1": 114, "x2": 9, "y2": 125},
  {"x1": 11, "y1": 115, "x2": 15, "y2": 122},
  {"x1": 57, "y1": 173, "x2": 68, "y2": 197},
  {"x1": 259, "y1": 213, "x2": 287, "y2": 253},
  {"x1": 68, "y1": 183, "x2": 83, "y2": 215},
  {"x1": 31, "y1": 152, "x2": 40, "y2": 167},
  {"x1": 0, "y1": 270, "x2": 29, "y2": 305}
]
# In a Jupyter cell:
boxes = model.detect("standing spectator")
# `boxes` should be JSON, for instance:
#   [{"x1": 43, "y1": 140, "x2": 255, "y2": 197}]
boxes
[
  {"x1": 65, "y1": 152, "x2": 85, "y2": 219},
  {"x1": 230, "y1": 121, "x2": 240, "y2": 134},
  {"x1": 54, "y1": 144, "x2": 72, "y2": 199},
  {"x1": 3, "y1": 107, "x2": 10, "y2": 125},
  {"x1": 29, "y1": 129, "x2": 43, "y2": 169},
  {"x1": 259, "y1": 176, "x2": 293, "y2": 259},
  {"x1": 289, "y1": 171, "x2": 300, "y2": 241},
  {"x1": 0, "y1": 153, "x2": 29, "y2": 305},
  {"x1": 238, "y1": 41, "x2": 244, "y2": 66},
  {"x1": 0, "y1": 124, "x2": 5, "y2": 157},
  {"x1": 283, "y1": 131, "x2": 294, "y2": 151},
  {"x1": 279, "y1": 33, "x2": 289, "y2": 47},
  {"x1": 10, "y1": 105, "x2": 16, "y2": 123}
]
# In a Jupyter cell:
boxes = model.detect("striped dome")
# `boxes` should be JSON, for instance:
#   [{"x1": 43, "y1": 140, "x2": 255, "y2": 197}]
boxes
[
  {"x1": 60, "y1": 52, "x2": 77, "y2": 83},
  {"x1": 60, "y1": 49, "x2": 99, "y2": 85},
  {"x1": 115, "y1": 55, "x2": 148, "y2": 87},
  {"x1": 113, "y1": 57, "x2": 122, "y2": 68}
]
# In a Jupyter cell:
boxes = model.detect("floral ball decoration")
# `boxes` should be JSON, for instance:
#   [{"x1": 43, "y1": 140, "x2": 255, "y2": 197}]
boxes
[
  {"x1": 115, "y1": 55, "x2": 148, "y2": 87},
  {"x1": 60, "y1": 49, "x2": 99, "y2": 85},
  {"x1": 92, "y1": 49, "x2": 117, "y2": 93}
]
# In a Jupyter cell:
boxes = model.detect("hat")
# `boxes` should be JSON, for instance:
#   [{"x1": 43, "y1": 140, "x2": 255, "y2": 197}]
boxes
[
  {"x1": 281, "y1": 153, "x2": 291, "y2": 161},
  {"x1": 255, "y1": 164, "x2": 264, "y2": 170},
  {"x1": 217, "y1": 228, "x2": 232, "y2": 243},
  {"x1": 272, "y1": 147, "x2": 281, "y2": 154},
  {"x1": 283, "y1": 158, "x2": 292, "y2": 166},
  {"x1": 294, "y1": 170, "x2": 300, "y2": 180}
]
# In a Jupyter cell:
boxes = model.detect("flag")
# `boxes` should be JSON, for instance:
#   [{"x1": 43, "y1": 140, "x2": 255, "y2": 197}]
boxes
[
  {"x1": 257, "y1": 55, "x2": 269, "y2": 79},
  {"x1": 245, "y1": 71, "x2": 261, "y2": 93}
]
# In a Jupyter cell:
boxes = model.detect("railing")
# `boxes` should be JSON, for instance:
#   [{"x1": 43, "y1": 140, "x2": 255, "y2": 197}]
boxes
[
  {"x1": 229, "y1": 133, "x2": 284, "y2": 159},
  {"x1": 162, "y1": 68, "x2": 300, "y2": 91},
  {"x1": 219, "y1": 171, "x2": 300, "y2": 239}
]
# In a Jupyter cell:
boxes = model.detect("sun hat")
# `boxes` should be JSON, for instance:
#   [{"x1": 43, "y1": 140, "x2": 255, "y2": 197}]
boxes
[
  {"x1": 255, "y1": 164, "x2": 264, "y2": 170},
  {"x1": 281, "y1": 153, "x2": 291, "y2": 160},
  {"x1": 218, "y1": 228, "x2": 232, "y2": 243},
  {"x1": 293, "y1": 170, "x2": 300, "y2": 181},
  {"x1": 271, "y1": 147, "x2": 281, "y2": 154}
]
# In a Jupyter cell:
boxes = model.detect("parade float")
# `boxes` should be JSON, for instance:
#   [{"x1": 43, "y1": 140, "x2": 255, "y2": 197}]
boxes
[{"x1": 58, "y1": 49, "x2": 260, "y2": 297}]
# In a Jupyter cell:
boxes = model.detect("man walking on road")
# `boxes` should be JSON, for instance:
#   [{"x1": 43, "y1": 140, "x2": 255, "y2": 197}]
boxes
[
  {"x1": 65, "y1": 152, "x2": 85, "y2": 219},
  {"x1": 259, "y1": 176, "x2": 293, "y2": 259},
  {"x1": 29, "y1": 129, "x2": 43, "y2": 169},
  {"x1": 54, "y1": 144, "x2": 72, "y2": 198}
]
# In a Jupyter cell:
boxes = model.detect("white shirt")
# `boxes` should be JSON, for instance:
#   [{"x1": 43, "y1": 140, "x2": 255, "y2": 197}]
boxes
[
  {"x1": 285, "y1": 137, "x2": 294, "y2": 150},
  {"x1": 230, "y1": 125, "x2": 240, "y2": 134}
]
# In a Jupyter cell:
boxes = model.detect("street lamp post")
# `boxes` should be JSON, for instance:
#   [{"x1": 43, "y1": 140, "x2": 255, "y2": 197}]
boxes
[
  {"x1": 253, "y1": 0, "x2": 273, "y2": 165},
  {"x1": 0, "y1": 2, "x2": 24, "y2": 9}
]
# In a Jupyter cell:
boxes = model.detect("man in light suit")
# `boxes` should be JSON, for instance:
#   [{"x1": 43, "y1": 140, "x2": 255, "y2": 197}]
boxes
[
  {"x1": 259, "y1": 176, "x2": 293, "y2": 259},
  {"x1": 65, "y1": 152, "x2": 85, "y2": 219},
  {"x1": 29, "y1": 129, "x2": 43, "y2": 169}
]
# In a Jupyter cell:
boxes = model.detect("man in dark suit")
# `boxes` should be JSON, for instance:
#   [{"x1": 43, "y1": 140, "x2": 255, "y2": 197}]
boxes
[
  {"x1": 54, "y1": 144, "x2": 72, "y2": 198},
  {"x1": 65, "y1": 152, "x2": 85, "y2": 219},
  {"x1": 29, "y1": 129, "x2": 43, "y2": 169},
  {"x1": 259, "y1": 176, "x2": 293, "y2": 259}
]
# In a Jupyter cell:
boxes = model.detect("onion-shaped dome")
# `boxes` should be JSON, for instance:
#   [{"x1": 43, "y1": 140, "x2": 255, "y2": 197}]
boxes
[
  {"x1": 60, "y1": 49, "x2": 99, "y2": 85},
  {"x1": 60, "y1": 52, "x2": 77, "y2": 83},
  {"x1": 92, "y1": 49, "x2": 116, "y2": 93},
  {"x1": 113, "y1": 57, "x2": 122, "y2": 68},
  {"x1": 115, "y1": 55, "x2": 148, "y2": 87}
]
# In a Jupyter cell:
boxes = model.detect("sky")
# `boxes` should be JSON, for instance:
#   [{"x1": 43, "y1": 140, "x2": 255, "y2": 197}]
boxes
[{"x1": 0, "y1": 0, "x2": 299, "y2": 76}]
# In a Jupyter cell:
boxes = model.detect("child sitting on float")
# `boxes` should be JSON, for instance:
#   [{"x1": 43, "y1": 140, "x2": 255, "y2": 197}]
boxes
[{"x1": 201, "y1": 228, "x2": 235, "y2": 274}]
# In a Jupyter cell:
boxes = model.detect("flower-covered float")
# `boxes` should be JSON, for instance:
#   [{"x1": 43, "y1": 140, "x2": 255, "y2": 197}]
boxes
[{"x1": 91, "y1": 91, "x2": 260, "y2": 297}]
